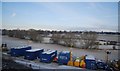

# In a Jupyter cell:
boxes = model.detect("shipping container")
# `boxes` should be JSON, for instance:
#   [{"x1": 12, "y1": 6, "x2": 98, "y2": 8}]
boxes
[
  {"x1": 58, "y1": 51, "x2": 70, "y2": 65},
  {"x1": 40, "y1": 50, "x2": 57, "y2": 63},
  {"x1": 85, "y1": 55, "x2": 97, "y2": 70},
  {"x1": 10, "y1": 45, "x2": 31, "y2": 57},
  {"x1": 24, "y1": 49, "x2": 44, "y2": 60},
  {"x1": 21, "y1": 45, "x2": 32, "y2": 55}
]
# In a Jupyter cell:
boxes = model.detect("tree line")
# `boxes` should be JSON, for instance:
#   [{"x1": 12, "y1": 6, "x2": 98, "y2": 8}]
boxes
[
  {"x1": 2, "y1": 29, "x2": 43, "y2": 42},
  {"x1": 51, "y1": 31, "x2": 98, "y2": 49},
  {"x1": 2, "y1": 29, "x2": 99, "y2": 49}
]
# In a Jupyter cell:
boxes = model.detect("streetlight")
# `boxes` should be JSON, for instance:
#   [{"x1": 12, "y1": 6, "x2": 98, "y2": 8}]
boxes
[{"x1": 105, "y1": 50, "x2": 111, "y2": 63}]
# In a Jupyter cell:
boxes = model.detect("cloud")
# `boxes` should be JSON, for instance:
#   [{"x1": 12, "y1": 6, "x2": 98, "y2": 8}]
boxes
[{"x1": 11, "y1": 13, "x2": 16, "y2": 17}]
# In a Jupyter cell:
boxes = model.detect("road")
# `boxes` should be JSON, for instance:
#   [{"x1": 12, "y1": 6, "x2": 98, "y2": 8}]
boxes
[{"x1": 2, "y1": 35, "x2": 119, "y2": 61}]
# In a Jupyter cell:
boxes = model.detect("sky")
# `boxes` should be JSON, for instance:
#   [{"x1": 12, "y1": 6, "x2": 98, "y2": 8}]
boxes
[{"x1": 2, "y1": 2, "x2": 118, "y2": 32}]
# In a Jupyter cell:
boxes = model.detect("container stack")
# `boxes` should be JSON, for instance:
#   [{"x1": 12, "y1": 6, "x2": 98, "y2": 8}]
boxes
[
  {"x1": 85, "y1": 55, "x2": 97, "y2": 70},
  {"x1": 24, "y1": 49, "x2": 44, "y2": 60},
  {"x1": 10, "y1": 45, "x2": 31, "y2": 57},
  {"x1": 58, "y1": 51, "x2": 70, "y2": 65},
  {"x1": 40, "y1": 50, "x2": 57, "y2": 63}
]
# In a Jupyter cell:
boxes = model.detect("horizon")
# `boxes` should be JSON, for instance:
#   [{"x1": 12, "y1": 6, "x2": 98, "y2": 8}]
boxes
[
  {"x1": 2, "y1": 2, "x2": 118, "y2": 32},
  {"x1": 1, "y1": 28, "x2": 120, "y2": 33}
]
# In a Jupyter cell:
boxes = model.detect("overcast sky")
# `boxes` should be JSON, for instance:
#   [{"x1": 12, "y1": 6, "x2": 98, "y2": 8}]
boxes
[{"x1": 2, "y1": 2, "x2": 118, "y2": 32}]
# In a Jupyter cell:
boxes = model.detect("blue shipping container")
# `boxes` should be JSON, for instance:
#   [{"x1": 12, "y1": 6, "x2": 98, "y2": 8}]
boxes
[
  {"x1": 10, "y1": 48, "x2": 22, "y2": 57},
  {"x1": 58, "y1": 51, "x2": 70, "y2": 65},
  {"x1": 85, "y1": 55, "x2": 97, "y2": 70},
  {"x1": 21, "y1": 45, "x2": 32, "y2": 56},
  {"x1": 24, "y1": 49, "x2": 44, "y2": 60},
  {"x1": 10, "y1": 46, "x2": 31, "y2": 57},
  {"x1": 40, "y1": 50, "x2": 57, "y2": 63}
]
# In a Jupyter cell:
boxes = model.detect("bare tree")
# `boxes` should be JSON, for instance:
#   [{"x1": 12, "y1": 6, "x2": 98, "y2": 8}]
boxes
[
  {"x1": 36, "y1": 34, "x2": 43, "y2": 43},
  {"x1": 80, "y1": 31, "x2": 98, "y2": 49},
  {"x1": 28, "y1": 29, "x2": 38, "y2": 41},
  {"x1": 62, "y1": 32, "x2": 76, "y2": 47},
  {"x1": 51, "y1": 33, "x2": 61, "y2": 44}
]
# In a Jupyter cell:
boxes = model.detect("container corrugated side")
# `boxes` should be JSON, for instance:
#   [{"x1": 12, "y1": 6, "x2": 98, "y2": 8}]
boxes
[
  {"x1": 10, "y1": 46, "x2": 31, "y2": 57},
  {"x1": 85, "y1": 59, "x2": 97, "y2": 70},
  {"x1": 25, "y1": 49, "x2": 44, "y2": 60},
  {"x1": 40, "y1": 50, "x2": 57, "y2": 63},
  {"x1": 58, "y1": 51, "x2": 70, "y2": 65}
]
